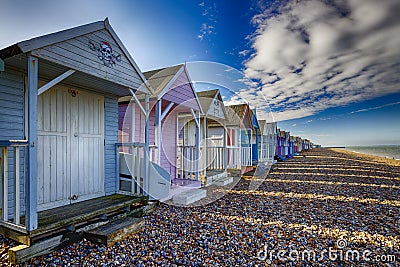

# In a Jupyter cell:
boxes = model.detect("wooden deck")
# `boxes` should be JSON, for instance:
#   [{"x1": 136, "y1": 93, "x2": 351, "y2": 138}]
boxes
[
  {"x1": 2, "y1": 194, "x2": 148, "y2": 245},
  {"x1": 5, "y1": 194, "x2": 150, "y2": 264},
  {"x1": 32, "y1": 194, "x2": 147, "y2": 237}
]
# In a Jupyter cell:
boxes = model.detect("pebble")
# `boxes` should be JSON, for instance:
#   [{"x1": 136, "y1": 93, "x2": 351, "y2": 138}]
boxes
[{"x1": 0, "y1": 149, "x2": 398, "y2": 266}]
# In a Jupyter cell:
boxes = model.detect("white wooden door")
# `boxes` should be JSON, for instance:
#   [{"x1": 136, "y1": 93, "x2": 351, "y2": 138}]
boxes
[
  {"x1": 37, "y1": 86, "x2": 70, "y2": 211},
  {"x1": 70, "y1": 90, "x2": 104, "y2": 203},
  {"x1": 37, "y1": 86, "x2": 104, "y2": 211}
]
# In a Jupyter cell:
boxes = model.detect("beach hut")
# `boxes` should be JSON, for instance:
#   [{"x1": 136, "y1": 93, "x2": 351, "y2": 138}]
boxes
[
  {"x1": 250, "y1": 109, "x2": 260, "y2": 165},
  {"x1": 258, "y1": 120, "x2": 267, "y2": 162},
  {"x1": 195, "y1": 89, "x2": 227, "y2": 185},
  {"x1": 119, "y1": 64, "x2": 202, "y2": 195},
  {"x1": 303, "y1": 139, "x2": 311, "y2": 150},
  {"x1": 274, "y1": 129, "x2": 285, "y2": 161},
  {"x1": 288, "y1": 135, "x2": 294, "y2": 156},
  {"x1": 295, "y1": 136, "x2": 302, "y2": 153},
  {"x1": 283, "y1": 131, "x2": 291, "y2": 156},
  {"x1": 0, "y1": 19, "x2": 154, "y2": 261},
  {"x1": 225, "y1": 104, "x2": 254, "y2": 174},
  {"x1": 258, "y1": 121, "x2": 277, "y2": 163}
]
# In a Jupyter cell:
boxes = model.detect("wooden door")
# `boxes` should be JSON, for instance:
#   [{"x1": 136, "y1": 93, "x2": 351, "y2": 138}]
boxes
[
  {"x1": 69, "y1": 90, "x2": 104, "y2": 203},
  {"x1": 37, "y1": 86, "x2": 70, "y2": 211},
  {"x1": 37, "y1": 86, "x2": 104, "y2": 211}
]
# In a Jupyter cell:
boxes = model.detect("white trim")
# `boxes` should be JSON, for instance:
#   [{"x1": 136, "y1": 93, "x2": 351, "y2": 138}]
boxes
[
  {"x1": 191, "y1": 109, "x2": 200, "y2": 127},
  {"x1": 155, "y1": 65, "x2": 184, "y2": 99},
  {"x1": 18, "y1": 21, "x2": 105, "y2": 53},
  {"x1": 38, "y1": 69, "x2": 75, "y2": 95},
  {"x1": 183, "y1": 64, "x2": 204, "y2": 115},
  {"x1": 161, "y1": 102, "x2": 174, "y2": 121},
  {"x1": 104, "y1": 19, "x2": 152, "y2": 95},
  {"x1": 129, "y1": 89, "x2": 147, "y2": 116},
  {"x1": 129, "y1": 101, "x2": 136, "y2": 143}
]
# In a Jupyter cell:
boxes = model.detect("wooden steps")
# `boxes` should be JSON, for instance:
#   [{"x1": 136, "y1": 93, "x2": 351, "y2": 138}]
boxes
[
  {"x1": 213, "y1": 176, "x2": 233, "y2": 186},
  {"x1": 172, "y1": 189, "x2": 207, "y2": 205},
  {"x1": 85, "y1": 217, "x2": 144, "y2": 246},
  {"x1": 6, "y1": 194, "x2": 155, "y2": 264},
  {"x1": 202, "y1": 170, "x2": 228, "y2": 186},
  {"x1": 31, "y1": 194, "x2": 148, "y2": 239}
]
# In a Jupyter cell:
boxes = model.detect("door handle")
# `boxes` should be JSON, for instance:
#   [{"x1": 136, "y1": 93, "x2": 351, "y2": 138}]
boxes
[{"x1": 74, "y1": 133, "x2": 78, "y2": 137}]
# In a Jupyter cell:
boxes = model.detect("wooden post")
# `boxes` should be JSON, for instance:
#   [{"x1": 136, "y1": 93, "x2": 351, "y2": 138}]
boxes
[
  {"x1": 143, "y1": 94, "x2": 150, "y2": 196},
  {"x1": 223, "y1": 126, "x2": 227, "y2": 170},
  {"x1": 195, "y1": 111, "x2": 200, "y2": 181},
  {"x1": 3, "y1": 147, "x2": 8, "y2": 221},
  {"x1": 202, "y1": 116, "x2": 207, "y2": 178},
  {"x1": 14, "y1": 147, "x2": 20, "y2": 225},
  {"x1": 115, "y1": 145, "x2": 120, "y2": 192},
  {"x1": 26, "y1": 55, "x2": 38, "y2": 231},
  {"x1": 155, "y1": 100, "x2": 162, "y2": 164}
]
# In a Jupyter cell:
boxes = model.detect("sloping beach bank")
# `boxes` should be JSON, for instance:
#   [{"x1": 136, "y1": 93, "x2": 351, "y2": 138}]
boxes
[
  {"x1": 0, "y1": 148, "x2": 398, "y2": 266},
  {"x1": 333, "y1": 148, "x2": 400, "y2": 167}
]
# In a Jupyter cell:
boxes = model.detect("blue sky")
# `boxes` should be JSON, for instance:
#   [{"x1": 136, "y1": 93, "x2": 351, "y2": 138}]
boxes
[{"x1": 1, "y1": 0, "x2": 399, "y2": 146}]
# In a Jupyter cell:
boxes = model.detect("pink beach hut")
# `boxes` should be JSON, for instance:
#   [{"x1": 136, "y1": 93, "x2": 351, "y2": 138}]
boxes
[{"x1": 118, "y1": 64, "x2": 202, "y2": 199}]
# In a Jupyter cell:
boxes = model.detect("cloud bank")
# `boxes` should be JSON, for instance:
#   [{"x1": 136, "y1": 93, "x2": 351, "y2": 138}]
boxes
[{"x1": 241, "y1": 0, "x2": 400, "y2": 121}]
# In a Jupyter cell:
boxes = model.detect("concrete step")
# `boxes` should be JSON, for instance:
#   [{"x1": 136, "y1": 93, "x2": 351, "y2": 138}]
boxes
[
  {"x1": 172, "y1": 189, "x2": 207, "y2": 205},
  {"x1": 213, "y1": 176, "x2": 234, "y2": 186},
  {"x1": 85, "y1": 216, "x2": 145, "y2": 246}
]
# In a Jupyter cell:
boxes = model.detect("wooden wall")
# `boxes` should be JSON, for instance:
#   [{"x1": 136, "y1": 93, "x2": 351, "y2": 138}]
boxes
[
  {"x1": 104, "y1": 95, "x2": 118, "y2": 195},
  {"x1": 32, "y1": 29, "x2": 143, "y2": 91},
  {"x1": 0, "y1": 69, "x2": 25, "y2": 219},
  {"x1": 163, "y1": 71, "x2": 199, "y2": 110},
  {"x1": 160, "y1": 109, "x2": 177, "y2": 179}
]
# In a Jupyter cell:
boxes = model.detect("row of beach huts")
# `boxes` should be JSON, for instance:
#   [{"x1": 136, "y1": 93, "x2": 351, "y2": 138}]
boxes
[{"x1": 0, "y1": 19, "x2": 315, "y2": 262}]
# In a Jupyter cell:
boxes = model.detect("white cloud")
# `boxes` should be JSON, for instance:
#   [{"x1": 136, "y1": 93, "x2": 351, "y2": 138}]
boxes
[
  {"x1": 350, "y1": 101, "x2": 400, "y2": 114},
  {"x1": 198, "y1": 2, "x2": 218, "y2": 41},
  {"x1": 238, "y1": 0, "x2": 400, "y2": 121}
]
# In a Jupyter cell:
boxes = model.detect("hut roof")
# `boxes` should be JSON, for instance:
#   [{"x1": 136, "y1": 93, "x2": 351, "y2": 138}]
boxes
[{"x1": 143, "y1": 64, "x2": 184, "y2": 97}]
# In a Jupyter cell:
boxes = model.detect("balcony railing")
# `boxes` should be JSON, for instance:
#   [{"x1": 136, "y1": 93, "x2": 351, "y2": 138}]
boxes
[
  {"x1": 116, "y1": 143, "x2": 158, "y2": 196},
  {"x1": 178, "y1": 145, "x2": 197, "y2": 180},
  {"x1": 0, "y1": 140, "x2": 28, "y2": 232},
  {"x1": 205, "y1": 146, "x2": 225, "y2": 170},
  {"x1": 241, "y1": 146, "x2": 252, "y2": 166},
  {"x1": 226, "y1": 146, "x2": 241, "y2": 169}
]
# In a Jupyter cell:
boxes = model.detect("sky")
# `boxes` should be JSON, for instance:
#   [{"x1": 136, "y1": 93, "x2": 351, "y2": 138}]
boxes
[{"x1": 1, "y1": 0, "x2": 399, "y2": 146}]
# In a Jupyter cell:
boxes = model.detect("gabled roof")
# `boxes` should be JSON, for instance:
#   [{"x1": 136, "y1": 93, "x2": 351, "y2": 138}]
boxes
[
  {"x1": 225, "y1": 103, "x2": 254, "y2": 129},
  {"x1": 0, "y1": 18, "x2": 151, "y2": 95},
  {"x1": 250, "y1": 109, "x2": 260, "y2": 129},
  {"x1": 143, "y1": 64, "x2": 184, "y2": 97},
  {"x1": 140, "y1": 64, "x2": 202, "y2": 113},
  {"x1": 197, "y1": 89, "x2": 219, "y2": 112},
  {"x1": 196, "y1": 89, "x2": 227, "y2": 118},
  {"x1": 258, "y1": 120, "x2": 266, "y2": 132}
]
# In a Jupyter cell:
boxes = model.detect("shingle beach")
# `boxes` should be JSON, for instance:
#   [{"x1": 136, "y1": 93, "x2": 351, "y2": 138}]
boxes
[{"x1": 1, "y1": 148, "x2": 399, "y2": 266}]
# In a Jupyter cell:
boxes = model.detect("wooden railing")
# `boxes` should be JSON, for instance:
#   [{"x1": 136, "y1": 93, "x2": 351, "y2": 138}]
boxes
[
  {"x1": 178, "y1": 145, "x2": 197, "y2": 180},
  {"x1": 226, "y1": 146, "x2": 241, "y2": 169},
  {"x1": 0, "y1": 140, "x2": 28, "y2": 229},
  {"x1": 259, "y1": 143, "x2": 269, "y2": 162},
  {"x1": 116, "y1": 143, "x2": 157, "y2": 196},
  {"x1": 206, "y1": 146, "x2": 225, "y2": 170},
  {"x1": 241, "y1": 146, "x2": 252, "y2": 166}
]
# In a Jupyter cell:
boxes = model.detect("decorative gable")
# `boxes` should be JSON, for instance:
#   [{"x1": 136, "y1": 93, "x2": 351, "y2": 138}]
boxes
[
  {"x1": 207, "y1": 93, "x2": 225, "y2": 119},
  {"x1": 30, "y1": 28, "x2": 144, "y2": 91}
]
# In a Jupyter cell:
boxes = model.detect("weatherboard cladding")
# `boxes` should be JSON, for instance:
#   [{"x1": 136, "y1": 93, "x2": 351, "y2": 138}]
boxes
[
  {"x1": 162, "y1": 70, "x2": 199, "y2": 110},
  {"x1": 0, "y1": 69, "x2": 26, "y2": 218},
  {"x1": 104, "y1": 95, "x2": 118, "y2": 195},
  {"x1": 31, "y1": 29, "x2": 143, "y2": 91},
  {"x1": 160, "y1": 109, "x2": 177, "y2": 179}
]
